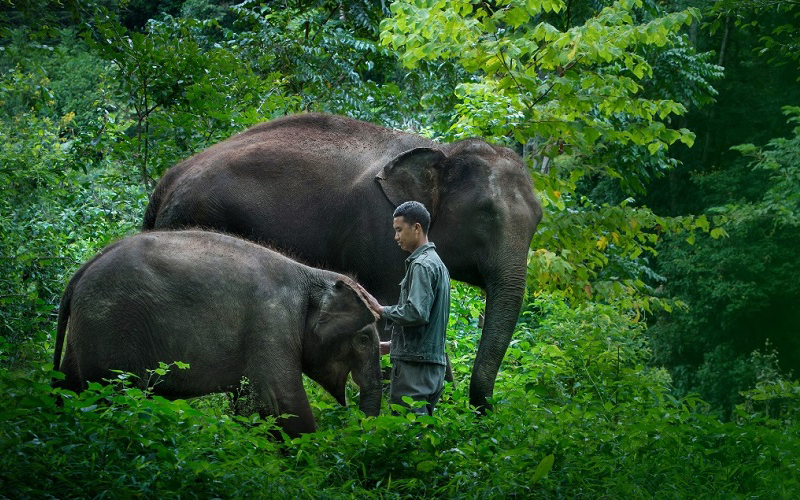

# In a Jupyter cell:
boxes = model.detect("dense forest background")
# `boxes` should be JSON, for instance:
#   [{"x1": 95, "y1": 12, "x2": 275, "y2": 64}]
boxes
[{"x1": 1, "y1": 0, "x2": 798, "y2": 496}]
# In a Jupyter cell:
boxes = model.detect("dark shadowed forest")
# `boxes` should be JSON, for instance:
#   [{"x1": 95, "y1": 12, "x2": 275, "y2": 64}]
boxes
[{"x1": 1, "y1": 0, "x2": 798, "y2": 496}]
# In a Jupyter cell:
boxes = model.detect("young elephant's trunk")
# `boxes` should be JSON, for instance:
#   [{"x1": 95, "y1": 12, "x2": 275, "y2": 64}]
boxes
[
  {"x1": 358, "y1": 381, "x2": 382, "y2": 417},
  {"x1": 353, "y1": 357, "x2": 382, "y2": 417}
]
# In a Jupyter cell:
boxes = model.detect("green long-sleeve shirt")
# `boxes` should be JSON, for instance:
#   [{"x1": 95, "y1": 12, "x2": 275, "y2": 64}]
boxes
[{"x1": 382, "y1": 242, "x2": 450, "y2": 366}]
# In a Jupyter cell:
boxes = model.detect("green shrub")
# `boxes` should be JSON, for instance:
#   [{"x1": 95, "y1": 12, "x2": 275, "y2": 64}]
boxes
[
  {"x1": 0, "y1": 110, "x2": 148, "y2": 367},
  {"x1": 1, "y1": 284, "x2": 799, "y2": 497}
]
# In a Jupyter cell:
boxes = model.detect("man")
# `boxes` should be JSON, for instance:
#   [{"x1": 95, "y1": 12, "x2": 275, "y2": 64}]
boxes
[{"x1": 360, "y1": 201, "x2": 451, "y2": 415}]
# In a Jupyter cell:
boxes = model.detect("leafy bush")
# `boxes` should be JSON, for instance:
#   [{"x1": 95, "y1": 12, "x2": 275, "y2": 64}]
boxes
[
  {"x1": 1, "y1": 1, "x2": 799, "y2": 497},
  {"x1": 2, "y1": 292, "x2": 798, "y2": 497},
  {"x1": 0, "y1": 104, "x2": 148, "y2": 367},
  {"x1": 650, "y1": 107, "x2": 800, "y2": 415},
  {"x1": 0, "y1": 365, "x2": 290, "y2": 497}
]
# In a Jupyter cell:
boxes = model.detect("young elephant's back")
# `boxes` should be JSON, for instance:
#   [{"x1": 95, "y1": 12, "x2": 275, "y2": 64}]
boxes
[
  {"x1": 79, "y1": 232, "x2": 237, "y2": 294},
  {"x1": 74, "y1": 230, "x2": 308, "y2": 318}
]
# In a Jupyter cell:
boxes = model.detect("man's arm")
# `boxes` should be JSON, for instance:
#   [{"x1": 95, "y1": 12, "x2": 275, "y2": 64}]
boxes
[{"x1": 382, "y1": 263, "x2": 435, "y2": 327}]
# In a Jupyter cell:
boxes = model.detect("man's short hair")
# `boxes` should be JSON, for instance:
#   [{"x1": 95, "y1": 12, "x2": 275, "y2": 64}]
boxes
[{"x1": 394, "y1": 201, "x2": 431, "y2": 234}]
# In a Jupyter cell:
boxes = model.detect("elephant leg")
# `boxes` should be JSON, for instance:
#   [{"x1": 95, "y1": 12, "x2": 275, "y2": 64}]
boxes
[
  {"x1": 444, "y1": 352, "x2": 454, "y2": 385},
  {"x1": 54, "y1": 349, "x2": 85, "y2": 393},
  {"x1": 252, "y1": 374, "x2": 315, "y2": 438}
]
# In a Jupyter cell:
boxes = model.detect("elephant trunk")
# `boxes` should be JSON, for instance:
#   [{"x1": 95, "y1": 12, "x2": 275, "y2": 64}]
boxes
[
  {"x1": 353, "y1": 359, "x2": 382, "y2": 417},
  {"x1": 358, "y1": 380, "x2": 382, "y2": 417},
  {"x1": 469, "y1": 265, "x2": 527, "y2": 413}
]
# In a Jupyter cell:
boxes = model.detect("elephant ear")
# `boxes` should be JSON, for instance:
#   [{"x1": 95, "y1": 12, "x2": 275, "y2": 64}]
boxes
[
  {"x1": 376, "y1": 147, "x2": 446, "y2": 213},
  {"x1": 314, "y1": 279, "x2": 376, "y2": 340}
]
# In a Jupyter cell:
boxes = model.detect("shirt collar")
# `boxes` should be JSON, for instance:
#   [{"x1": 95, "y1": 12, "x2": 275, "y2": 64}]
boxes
[{"x1": 406, "y1": 242, "x2": 436, "y2": 265}]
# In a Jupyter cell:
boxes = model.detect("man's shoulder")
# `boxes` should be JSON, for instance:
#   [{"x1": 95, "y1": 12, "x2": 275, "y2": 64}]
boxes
[{"x1": 413, "y1": 247, "x2": 447, "y2": 272}]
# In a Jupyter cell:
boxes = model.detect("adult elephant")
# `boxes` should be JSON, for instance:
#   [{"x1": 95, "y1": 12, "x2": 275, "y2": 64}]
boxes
[{"x1": 143, "y1": 113, "x2": 542, "y2": 412}]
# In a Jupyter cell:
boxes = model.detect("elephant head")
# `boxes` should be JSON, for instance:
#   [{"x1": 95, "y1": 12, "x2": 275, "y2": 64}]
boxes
[
  {"x1": 314, "y1": 278, "x2": 378, "y2": 338},
  {"x1": 377, "y1": 141, "x2": 543, "y2": 411},
  {"x1": 305, "y1": 278, "x2": 382, "y2": 417}
]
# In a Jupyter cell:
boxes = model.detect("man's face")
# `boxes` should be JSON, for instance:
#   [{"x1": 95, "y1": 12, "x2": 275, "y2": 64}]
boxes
[{"x1": 393, "y1": 216, "x2": 421, "y2": 252}]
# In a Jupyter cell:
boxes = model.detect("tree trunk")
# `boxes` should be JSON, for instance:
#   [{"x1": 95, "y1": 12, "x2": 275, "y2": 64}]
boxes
[{"x1": 701, "y1": 17, "x2": 730, "y2": 168}]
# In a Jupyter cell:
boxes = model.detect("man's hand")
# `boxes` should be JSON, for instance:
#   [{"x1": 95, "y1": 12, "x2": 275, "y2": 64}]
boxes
[{"x1": 356, "y1": 283, "x2": 384, "y2": 317}]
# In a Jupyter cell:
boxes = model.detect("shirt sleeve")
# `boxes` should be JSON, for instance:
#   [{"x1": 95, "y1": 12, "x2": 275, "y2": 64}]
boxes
[{"x1": 382, "y1": 262, "x2": 435, "y2": 327}]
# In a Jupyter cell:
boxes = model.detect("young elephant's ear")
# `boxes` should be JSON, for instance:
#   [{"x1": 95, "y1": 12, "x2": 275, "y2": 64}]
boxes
[
  {"x1": 376, "y1": 147, "x2": 446, "y2": 214},
  {"x1": 315, "y1": 279, "x2": 376, "y2": 339}
]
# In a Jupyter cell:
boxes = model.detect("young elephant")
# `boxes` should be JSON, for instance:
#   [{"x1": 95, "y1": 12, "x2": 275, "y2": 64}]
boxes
[{"x1": 52, "y1": 230, "x2": 381, "y2": 437}]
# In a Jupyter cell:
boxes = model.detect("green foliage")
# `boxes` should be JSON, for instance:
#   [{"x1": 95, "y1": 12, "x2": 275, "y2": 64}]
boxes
[
  {"x1": 707, "y1": 0, "x2": 800, "y2": 73},
  {"x1": 2, "y1": 293, "x2": 799, "y2": 496},
  {"x1": 646, "y1": 35, "x2": 724, "y2": 110},
  {"x1": 727, "y1": 106, "x2": 800, "y2": 226},
  {"x1": 381, "y1": 0, "x2": 707, "y2": 165},
  {"x1": 87, "y1": 10, "x2": 294, "y2": 184},
  {"x1": 226, "y1": 0, "x2": 428, "y2": 126},
  {"x1": 0, "y1": 27, "x2": 108, "y2": 129},
  {"x1": 649, "y1": 107, "x2": 800, "y2": 415},
  {"x1": 2, "y1": 0, "x2": 799, "y2": 496},
  {"x1": 0, "y1": 73, "x2": 148, "y2": 366},
  {"x1": 180, "y1": 0, "x2": 229, "y2": 22},
  {"x1": 0, "y1": 364, "x2": 288, "y2": 497},
  {"x1": 527, "y1": 153, "x2": 729, "y2": 314},
  {"x1": 0, "y1": 167, "x2": 147, "y2": 366},
  {"x1": 381, "y1": 0, "x2": 728, "y2": 329}
]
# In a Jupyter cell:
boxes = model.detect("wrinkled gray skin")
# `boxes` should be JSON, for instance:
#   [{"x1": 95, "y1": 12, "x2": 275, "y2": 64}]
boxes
[
  {"x1": 53, "y1": 230, "x2": 381, "y2": 437},
  {"x1": 143, "y1": 113, "x2": 543, "y2": 412}
]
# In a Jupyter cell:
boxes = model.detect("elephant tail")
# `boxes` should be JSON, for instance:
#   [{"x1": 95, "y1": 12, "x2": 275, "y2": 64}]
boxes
[
  {"x1": 53, "y1": 274, "x2": 74, "y2": 372},
  {"x1": 142, "y1": 167, "x2": 172, "y2": 230},
  {"x1": 53, "y1": 241, "x2": 121, "y2": 372},
  {"x1": 141, "y1": 186, "x2": 162, "y2": 230},
  {"x1": 142, "y1": 160, "x2": 193, "y2": 230}
]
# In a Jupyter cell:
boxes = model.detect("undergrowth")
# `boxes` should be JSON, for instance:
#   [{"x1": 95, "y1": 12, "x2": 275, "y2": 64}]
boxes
[{"x1": 1, "y1": 292, "x2": 798, "y2": 497}]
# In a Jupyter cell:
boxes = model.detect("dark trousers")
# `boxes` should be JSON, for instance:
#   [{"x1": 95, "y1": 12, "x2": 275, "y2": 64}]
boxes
[{"x1": 390, "y1": 359, "x2": 446, "y2": 416}]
